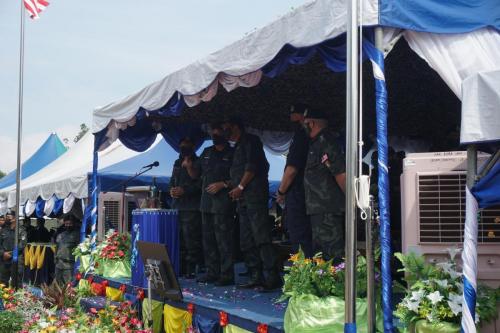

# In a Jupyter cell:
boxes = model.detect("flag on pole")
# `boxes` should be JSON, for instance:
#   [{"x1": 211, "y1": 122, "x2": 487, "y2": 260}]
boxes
[{"x1": 24, "y1": 0, "x2": 49, "y2": 20}]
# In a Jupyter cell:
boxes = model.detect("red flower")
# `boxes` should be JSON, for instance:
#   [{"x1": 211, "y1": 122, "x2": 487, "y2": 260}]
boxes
[
  {"x1": 187, "y1": 303, "x2": 195, "y2": 314},
  {"x1": 119, "y1": 284, "x2": 127, "y2": 293},
  {"x1": 120, "y1": 316, "x2": 128, "y2": 326},
  {"x1": 87, "y1": 276, "x2": 94, "y2": 284},
  {"x1": 219, "y1": 311, "x2": 228, "y2": 327},
  {"x1": 90, "y1": 307, "x2": 98, "y2": 314},
  {"x1": 130, "y1": 318, "x2": 140, "y2": 326},
  {"x1": 101, "y1": 280, "x2": 109, "y2": 288},
  {"x1": 118, "y1": 250, "x2": 125, "y2": 257},
  {"x1": 109, "y1": 251, "x2": 116, "y2": 258},
  {"x1": 75, "y1": 272, "x2": 82, "y2": 281},
  {"x1": 136, "y1": 289, "x2": 145, "y2": 301},
  {"x1": 257, "y1": 323, "x2": 268, "y2": 333}
]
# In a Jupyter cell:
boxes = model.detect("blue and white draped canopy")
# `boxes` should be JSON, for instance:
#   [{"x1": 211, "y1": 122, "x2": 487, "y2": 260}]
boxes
[{"x1": 89, "y1": 1, "x2": 499, "y2": 333}]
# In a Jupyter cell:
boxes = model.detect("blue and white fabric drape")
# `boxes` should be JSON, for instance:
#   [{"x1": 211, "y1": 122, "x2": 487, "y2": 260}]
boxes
[{"x1": 462, "y1": 187, "x2": 479, "y2": 333}]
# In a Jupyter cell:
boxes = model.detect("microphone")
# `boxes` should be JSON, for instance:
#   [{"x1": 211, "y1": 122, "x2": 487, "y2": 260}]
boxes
[{"x1": 142, "y1": 161, "x2": 160, "y2": 169}]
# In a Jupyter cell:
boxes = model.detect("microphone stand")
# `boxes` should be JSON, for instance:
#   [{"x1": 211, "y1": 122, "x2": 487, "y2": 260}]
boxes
[{"x1": 103, "y1": 166, "x2": 156, "y2": 233}]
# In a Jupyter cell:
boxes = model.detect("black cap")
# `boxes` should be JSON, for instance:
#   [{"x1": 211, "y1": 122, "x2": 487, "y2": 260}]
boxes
[
  {"x1": 290, "y1": 103, "x2": 309, "y2": 115},
  {"x1": 303, "y1": 107, "x2": 328, "y2": 120}
]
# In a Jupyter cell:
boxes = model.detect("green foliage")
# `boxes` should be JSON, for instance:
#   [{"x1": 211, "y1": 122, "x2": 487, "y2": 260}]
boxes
[
  {"x1": 280, "y1": 249, "x2": 372, "y2": 301},
  {"x1": 0, "y1": 310, "x2": 24, "y2": 332},
  {"x1": 0, "y1": 170, "x2": 5, "y2": 179},
  {"x1": 394, "y1": 251, "x2": 500, "y2": 328},
  {"x1": 74, "y1": 123, "x2": 89, "y2": 143}
]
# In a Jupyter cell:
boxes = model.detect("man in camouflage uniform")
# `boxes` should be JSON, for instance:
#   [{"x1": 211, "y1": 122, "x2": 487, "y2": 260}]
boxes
[
  {"x1": 54, "y1": 214, "x2": 80, "y2": 285},
  {"x1": 223, "y1": 117, "x2": 280, "y2": 291},
  {"x1": 197, "y1": 123, "x2": 236, "y2": 286},
  {"x1": 169, "y1": 137, "x2": 203, "y2": 279},
  {"x1": 303, "y1": 109, "x2": 346, "y2": 263},
  {"x1": 0, "y1": 211, "x2": 28, "y2": 285}
]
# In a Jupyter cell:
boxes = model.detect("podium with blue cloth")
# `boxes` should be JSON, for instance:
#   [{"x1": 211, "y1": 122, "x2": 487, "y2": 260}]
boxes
[{"x1": 131, "y1": 209, "x2": 180, "y2": 288}]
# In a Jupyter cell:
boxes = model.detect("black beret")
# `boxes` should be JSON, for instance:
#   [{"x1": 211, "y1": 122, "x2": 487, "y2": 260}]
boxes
[{"x1": 303, "y1": 107, "x2": 328, "y2": 120}]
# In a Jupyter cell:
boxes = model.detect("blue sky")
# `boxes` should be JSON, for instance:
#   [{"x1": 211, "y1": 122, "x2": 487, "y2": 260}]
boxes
[{"x1": 0, "y1": 0, "x2": 306, "y2": 172}]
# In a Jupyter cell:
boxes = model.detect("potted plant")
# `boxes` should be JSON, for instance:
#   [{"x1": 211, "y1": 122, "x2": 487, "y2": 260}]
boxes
[
  {"x1": 281, "y1": 249, "x2": 382, "y2": 333},
  {"x1": 394, "y1": 249, "x2": 500, "y2": 333},
  {"x1": 97, "y1": 229, "x2": 132, "y2": 279},
  {"x1": 72, "y1": 235, "x2": 95, "y2": 273}
]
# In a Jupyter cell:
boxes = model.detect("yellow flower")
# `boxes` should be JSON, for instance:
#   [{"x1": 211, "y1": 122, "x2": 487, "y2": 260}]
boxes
[
  {"x1": 47, "y1": 326, "x2": 57, "y2": 332},
  {"x1": 48, "y1": 315, "x2": 57, "y2": 322},
  {"x1": 304, "y1": 259, "x2": 312, "y2": 264},
  {"x1": 94, "y1": 318, "x2": 101, "y2": 325},
  {"x1": 0, "y1": 283, "x2": 5, "y2": 288},
  {"x1": 289, "y1": 253, "x2": 300, "y2": 262},
  {"x1": 314, "y1": 258, "x2": 325, "y2": 265},
  {"x1": 2, "y1": 294, "x2": 9, "y2": 300},
  {"x1": 330, "y1": 266, "x2": 336, "y2": 274},
  {"x1": 67, "y1": 319, "x2": 76, "y2": 325}
]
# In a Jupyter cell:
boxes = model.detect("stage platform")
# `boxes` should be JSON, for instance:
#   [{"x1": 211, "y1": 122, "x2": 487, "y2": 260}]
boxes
[{"x1": 89, "y1": 263, "x2": 287, "y2": 333}]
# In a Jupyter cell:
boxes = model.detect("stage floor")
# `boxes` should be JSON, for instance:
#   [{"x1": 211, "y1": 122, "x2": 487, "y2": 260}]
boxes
[{"x1": 177, "y1": 263, "x2": 286, "y2": 331}]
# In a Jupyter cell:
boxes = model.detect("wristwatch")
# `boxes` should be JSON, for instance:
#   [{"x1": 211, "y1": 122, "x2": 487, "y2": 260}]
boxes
[{"x1": 238, "y1": 184, "x2": 245, "y2": 191}]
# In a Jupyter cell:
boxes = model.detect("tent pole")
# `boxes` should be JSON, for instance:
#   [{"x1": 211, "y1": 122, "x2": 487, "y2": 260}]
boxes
[
  {"x1": 345, "y1": 0, "x2": 359, "y2": 329},
  {"x1": 13, "y1": 0, "x2": 27, "y2": 290},
  {"x1": 467, "y1": 145, "x2": 477, "y2": 188}
]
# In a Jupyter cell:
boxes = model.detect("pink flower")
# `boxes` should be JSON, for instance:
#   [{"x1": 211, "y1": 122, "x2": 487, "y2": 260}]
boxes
[
  {"x1": 90, "y1": 307, "x2": 98, "y2": 314},
  {"x1": 118, "y1": 250, "x2": 125, "y2": 257}
]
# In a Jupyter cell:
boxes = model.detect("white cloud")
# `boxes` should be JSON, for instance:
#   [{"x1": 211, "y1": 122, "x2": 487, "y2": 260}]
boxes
[{"x1": 0, "y1": 124, "x2": 80, "y2": 173}]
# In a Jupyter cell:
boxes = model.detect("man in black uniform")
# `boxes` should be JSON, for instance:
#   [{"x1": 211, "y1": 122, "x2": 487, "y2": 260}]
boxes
[
  {"x1": 32, "y1": 218, "x2": 51, "y2": 243},
  {"x1": 276, "y1": 103, "x2": 313, "y2": 257},
  {"x1": 169, "y1": 137, "x2": 203, "y2": 279},
  {"x1": 222, "y1": 117, "x2": 280, "y2": 290},
  {"x1": 197, "y1": 123, "x2": 236, "y2": 286},
  {"x1": 303, "y1": 109, "x2": 346, "y2": 263}
]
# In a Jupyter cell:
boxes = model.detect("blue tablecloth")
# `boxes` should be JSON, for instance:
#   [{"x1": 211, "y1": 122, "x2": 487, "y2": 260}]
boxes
[{"x1": 131, "y1": 209, "x2": 180, "y2": 288}]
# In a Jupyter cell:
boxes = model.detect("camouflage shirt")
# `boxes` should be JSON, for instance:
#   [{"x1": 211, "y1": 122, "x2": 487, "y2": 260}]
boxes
[
  {"x1": 199, "y1": 145, "x2": 235, "y2": 214},
  {"x1": 55, "y1": 228, "x2": 80, "y2": 269},
  {"x1": 304, "y1": 128, "x2": 346, "y2": 215},
  {"x1": 0, "y1": 226, "x2": 28, "y2": 262},
  {"x1": 230, "y1": 133, "x2": 269, "y2": 208},
  {"x1": 169, "y1": 154, "x2": 202, "y2": 211}
]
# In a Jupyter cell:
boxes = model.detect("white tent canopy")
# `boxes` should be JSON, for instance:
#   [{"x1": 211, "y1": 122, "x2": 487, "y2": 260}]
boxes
[
  {"x1": 0, "y1": 132, "x2": 149, "y2": 209},
  {"x1": 91, "y1": 0, "x2": 500, "y2": 150}
]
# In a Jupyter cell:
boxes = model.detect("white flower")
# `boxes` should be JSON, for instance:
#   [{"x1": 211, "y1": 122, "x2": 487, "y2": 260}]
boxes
[
  {"x1": 435, "y1": 279, "x2": 449, "y2": 288},
  {"x1": 447, "y1": 300, "x2": 462, "y2": 315},
  {"x1": 426, "y1": 313, "x2": 435, "y2": 323},
  {"x1": 404, "y1": 299, "x2": 421, "y2": 312},
  {"x1": 427, "y1": 291, "x2": 444, "y2": 305},
  {"x1": 446, "y1": 247, "x2": 462, "y2": 262},
  {"x1": 448, "y1": 293, "x2": 463, "y2": 305},
  {"x1": 410, "y1": 289, "x2": 426, "y2": 302}
]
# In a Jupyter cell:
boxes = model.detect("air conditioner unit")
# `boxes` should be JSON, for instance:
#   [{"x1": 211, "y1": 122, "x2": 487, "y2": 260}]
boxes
[
  {"x1": 401, "y1": 151, "x2": 500, "y2": 332},
  {"x1": 97, "y1": 192, "x2": 137, "y2": 240},
  {"x1": 401, "y1": 151, "x2": 500, "y2": 286}
]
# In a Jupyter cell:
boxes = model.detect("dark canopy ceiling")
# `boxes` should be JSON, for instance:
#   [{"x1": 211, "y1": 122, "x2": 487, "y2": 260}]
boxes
[{"x1": 157, "y1": 39, "x2": 461, "y2": 151}]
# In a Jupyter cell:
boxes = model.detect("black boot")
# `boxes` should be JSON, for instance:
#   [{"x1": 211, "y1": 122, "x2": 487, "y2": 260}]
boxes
[
  {"x1": 214, "y1": 276, "x2": 234, "y2": 287},
  {"x1": 237, "y1": 269, "x2": 263, "y2": 289},
  {"x1": 263, "y1": 269, "x2": 282, "y2": 292},
  {"x1": 196, "y1": 274, "x2": 218, "y2": 283}
]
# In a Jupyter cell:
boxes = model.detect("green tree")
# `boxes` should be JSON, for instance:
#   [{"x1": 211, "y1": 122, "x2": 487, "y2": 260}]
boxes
[
  {"x1": 74, "y1": 123, "x2": 89, "y2": 143},
  {"x1": 0, "y1": 170, "x2": 5, "y2": 179}
]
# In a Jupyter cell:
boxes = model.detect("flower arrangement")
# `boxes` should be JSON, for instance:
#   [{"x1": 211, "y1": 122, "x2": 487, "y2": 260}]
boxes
[
  {"x1": 280, "y1": 249, "x2": 371, "y2": 301},
  {"x1": 394, "y1": 249, "x2": 500, "y2": 330},
  {"x1": 72, "y1": 235, "x2": 95, "y2": 258},
  {"x1": 99, "y1": 229, "x2": 131, "y2": 260}
]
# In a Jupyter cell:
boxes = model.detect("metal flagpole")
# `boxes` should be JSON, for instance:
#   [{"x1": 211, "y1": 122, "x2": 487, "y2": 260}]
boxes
[
  {"x1": 13, "y1": 0, "x2": 27, "y2": 290},
  {"x1": 345, "y1": 0, "x2": 359, "y2": 330}
]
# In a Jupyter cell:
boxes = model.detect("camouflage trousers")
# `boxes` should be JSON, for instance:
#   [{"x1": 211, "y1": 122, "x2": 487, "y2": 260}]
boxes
[
  {"x1": 55, "y1": 267, "x2": 73, "y2": 285},
  {"x1": 0, "y1": 256, "x2": 25, "y2": 286},
  {"x1": 179, "y1": 211, "x2": 203, "y2": 274},
  {"x1": 310, "y1": 213, "x2": 345, "y2": 263},
  {"x1": 201, "y1": 213, "x2": 235, "y2": 280},
  {"x1": 238, "y1": 204, "x2": 278, "y2": 273}
]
